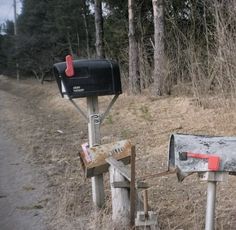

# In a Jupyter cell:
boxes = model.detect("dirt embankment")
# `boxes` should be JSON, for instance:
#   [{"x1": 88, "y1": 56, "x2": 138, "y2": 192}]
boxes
[{"x1": 1, "y1": 76, "x2": 236, "y2": 229}]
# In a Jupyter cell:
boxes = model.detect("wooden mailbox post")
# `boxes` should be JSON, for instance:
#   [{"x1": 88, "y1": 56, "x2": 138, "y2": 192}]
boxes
[
  {"x1": 80, "y1": 139, "x2": 133, "y2": 220},
  {"x1": 80, "y1": 140, "x2": 146, "y2": 227}
]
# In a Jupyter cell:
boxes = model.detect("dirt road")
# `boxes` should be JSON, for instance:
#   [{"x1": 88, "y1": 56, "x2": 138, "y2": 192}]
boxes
[
  {"x1": 0, "y1": 77, "x2": 49, "y2": 229},
  {"x1": 0, "y1": 131, "x2": 46, "y2": 230},
  {"x1": 0, "y1": 77, "x2": 90, "y2": 230}
]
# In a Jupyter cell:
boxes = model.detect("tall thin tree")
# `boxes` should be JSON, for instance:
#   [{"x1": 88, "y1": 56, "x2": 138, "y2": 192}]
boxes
[
  {"x1": 94, "y1": 0, "x2": 105, "y2": 58},
  {"x1": 152, "y1": 0, "x2": 165, "y2": 96},
  {"x1": 82, "y1": 0, "x2": 90, "y2": 58},
  {"x1": 13, "y1": 0, "x2": 19, "y2": 81},
  {"x1": 128, "y1": 0, "x2": 141, "y2": 94}
]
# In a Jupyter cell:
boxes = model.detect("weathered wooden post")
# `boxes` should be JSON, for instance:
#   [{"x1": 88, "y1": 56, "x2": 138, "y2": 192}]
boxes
[
  {"x1": 109, "y1": 165, "x2": 130, "y2": 226},
  {"x1": 107, "y1": 146, "x2": 136, "y2": 227},
  {"x1": 135, "y1": 188, "x2": 159, "y2": 230},
  {"x1": 106, "y1": 146, "x2": 151, "y2": 228},
  {"x1": 81, "y1": 139, "x2": 135, "y2": 226}
]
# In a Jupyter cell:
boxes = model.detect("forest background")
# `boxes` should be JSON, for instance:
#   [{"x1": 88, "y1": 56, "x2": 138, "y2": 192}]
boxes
[{"x1": 0, "y1": 0, "x2": 235, "y2": 100}]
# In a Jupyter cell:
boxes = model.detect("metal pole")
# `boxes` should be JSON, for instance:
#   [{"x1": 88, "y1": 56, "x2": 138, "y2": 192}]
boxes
[
  {"x1": 87, "y1": 96, "x2": 105, "y2": 208},
  {"x1": 205, "y1": 181, "x2": 217, "y2": 230},
  {"x1": 13, "y1": 0, "x2": 19, "y2": 82}
]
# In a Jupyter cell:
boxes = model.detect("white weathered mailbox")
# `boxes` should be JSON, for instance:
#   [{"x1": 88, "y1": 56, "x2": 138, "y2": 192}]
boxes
[
  {"x1": 168, "y1": 133, "x2": 236, "y2": 230},
  {"x1": 168, "y1": 133, "x2": 236, "y2": 180}
]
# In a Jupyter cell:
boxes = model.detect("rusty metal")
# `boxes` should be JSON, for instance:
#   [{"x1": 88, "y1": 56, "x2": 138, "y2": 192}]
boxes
[
  {"x1": 80, "y1": 140, "x2": 132, "y2": 177},
  {"x1": 137, "y1": 170, "x2": 176, "y2": 181}
]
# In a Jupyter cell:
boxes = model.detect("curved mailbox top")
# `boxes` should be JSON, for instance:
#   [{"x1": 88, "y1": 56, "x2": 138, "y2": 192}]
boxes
[
  {"x1": 53, "y1": 59, "x2": 122, "y2": 99},
  {"x1": 169, "y1": 133, "x2": 236, "y2": 180}
]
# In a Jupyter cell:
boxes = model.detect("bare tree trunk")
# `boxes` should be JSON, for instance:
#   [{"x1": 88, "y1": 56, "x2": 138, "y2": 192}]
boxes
[
  {"x1": 128, "y1": 0, "x2": 141, "y2": 94},
  {"x1": 152, "y1": 0, "x2": 165, "y2": 96},
  {"x1": 137, "y1": 4, "x2": 152, "y2": 90},
  {"x1": 94, "y1": 0, "x2": 105, "y2": 58},
  {"x1": 82, "y1": 0, "x2": 90, "y2": 58},
  {"x1": 76, "y1": 31, "x2": 80, "y2": 57},
  {"x1": 67, "y1": 30, "x2": 74, "y2": 57}
]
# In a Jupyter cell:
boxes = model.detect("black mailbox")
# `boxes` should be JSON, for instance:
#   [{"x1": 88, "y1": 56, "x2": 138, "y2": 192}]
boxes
[{"x1": 53, "y1": 58, "x2": 122, "y2": 99}]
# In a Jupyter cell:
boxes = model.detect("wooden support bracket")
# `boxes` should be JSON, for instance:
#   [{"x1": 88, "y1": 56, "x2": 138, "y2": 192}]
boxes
[
  {"x1": 106, "y1": 156, "x2": 131, "y2": 181},
  {"x1": 107, "y1": 147, "x2": 149, "y2": 228},
  {"x1": 112, "y1": 181, "x2": 149, "y2": 189}
]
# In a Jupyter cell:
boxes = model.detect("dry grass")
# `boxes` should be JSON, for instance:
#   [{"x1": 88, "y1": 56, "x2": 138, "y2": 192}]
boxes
[
  {"x1": 1, "y1": 77, "x2": 236, "y2": 229},
  {"x1": 163, "y1": 0, "x2": 236, "y2": 103}
]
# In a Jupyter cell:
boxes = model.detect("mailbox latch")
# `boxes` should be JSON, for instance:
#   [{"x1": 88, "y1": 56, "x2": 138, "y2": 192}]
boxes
[{"x1": 179, "y1": 152, "x2": 221, "y2": 171}]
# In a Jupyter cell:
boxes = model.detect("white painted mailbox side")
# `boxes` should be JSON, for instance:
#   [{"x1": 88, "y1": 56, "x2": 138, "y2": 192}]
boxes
[
  {"x1": 169, "y1": 133, "x2": 236, "y2": 230},
  {"x1": 169, "y1": 133, "x2": 236, "y2": 180}
]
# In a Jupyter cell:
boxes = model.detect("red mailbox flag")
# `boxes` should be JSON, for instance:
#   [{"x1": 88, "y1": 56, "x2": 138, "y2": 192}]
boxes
[
  {"x1": 65, "y1": 55, "x2": 74, "y2": 77},
  {"x1": 187, "y1": 152, "x2": 221, "y2": 171}
]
